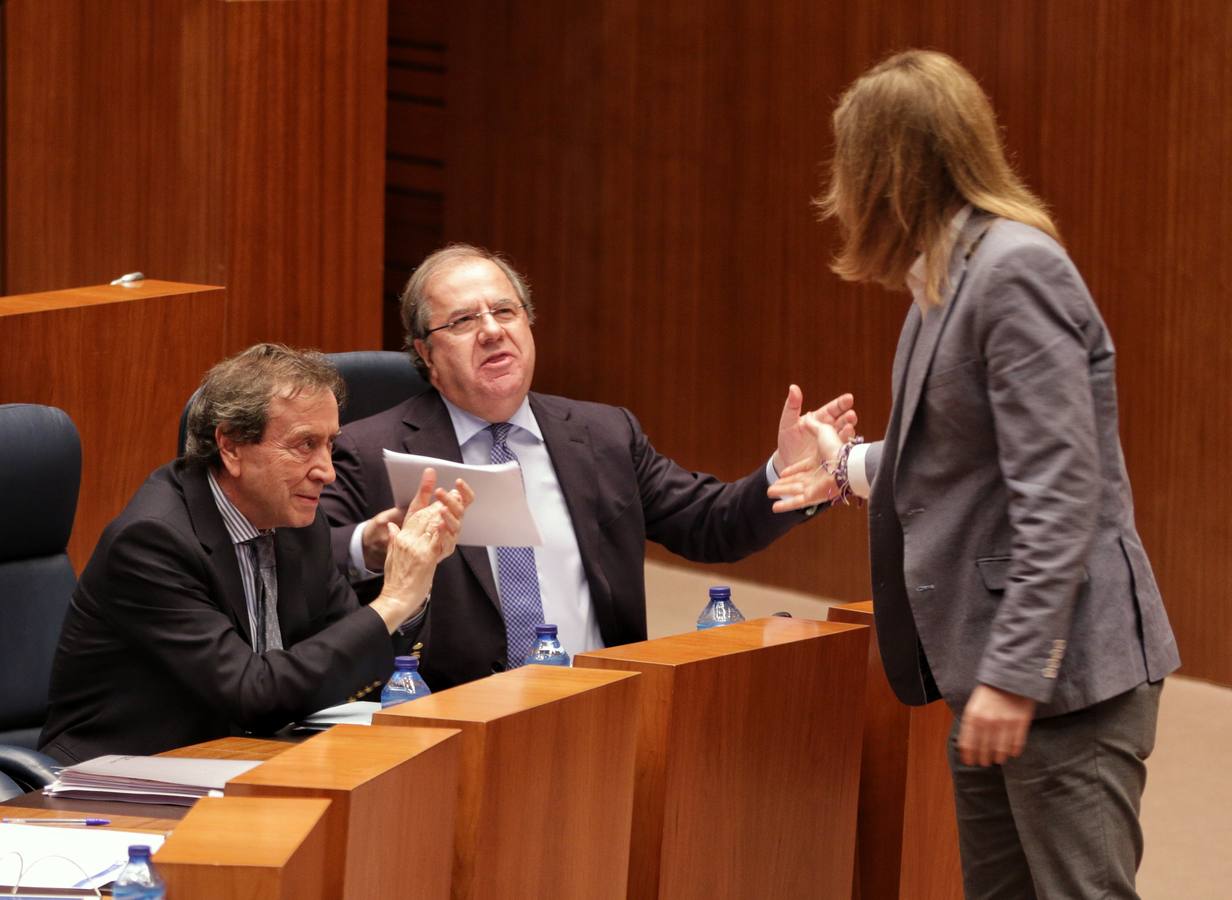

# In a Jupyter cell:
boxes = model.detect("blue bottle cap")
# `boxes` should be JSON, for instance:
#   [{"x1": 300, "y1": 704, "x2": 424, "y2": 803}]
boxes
[
  {"x1": 128, "y1": 845, "x2": 151, "y2": 858},
  {"x1": 534, "y1": 624, "x2": 558, "y2": 636},
  {"x1": 709, "y1": 585, "x2": 732, "y2": 600},
  {"x1": 393, "y1": 655, "x2": 419, "y2": 670}
]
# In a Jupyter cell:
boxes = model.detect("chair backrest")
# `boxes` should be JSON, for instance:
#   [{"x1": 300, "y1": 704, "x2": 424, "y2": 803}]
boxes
[
  {"x1": 176, "y1": 350, "x2": 429, "y2": 456},
  {"x1": 327, "y1": 350, "x2": 429, "y2": 424},
  {"x1": 0, "y1": 404, "x2": 81, "y2": 748}
]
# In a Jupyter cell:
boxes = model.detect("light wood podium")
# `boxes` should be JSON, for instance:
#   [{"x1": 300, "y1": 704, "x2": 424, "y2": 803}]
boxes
[
  {"x1": 827, "y1": 601, "x2": 963, "y2": 900},
  {"x1": 0, "y1": 280, "x2": 226, "y2": 568},
  {"x1": 575, "y1": 617, "x2": 869, "y2": 900},
  {"x1": 374, "y1": 664, "x2": 642, "y2": 899},
  {"x1": 224, "y1": 724, "x2": 462, "y2": 899},
  {"x1": 156, "y1": 795, "x2": 333, "y2": 899}
]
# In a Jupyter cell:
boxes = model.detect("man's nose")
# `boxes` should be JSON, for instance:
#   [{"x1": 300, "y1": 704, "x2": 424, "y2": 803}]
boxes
[
  {"x1": 476, "y1": 310, "x2": 504, "y2": 339},
  {"x1": 311, "y1": 447, "x2": 336, "y2": 484}
]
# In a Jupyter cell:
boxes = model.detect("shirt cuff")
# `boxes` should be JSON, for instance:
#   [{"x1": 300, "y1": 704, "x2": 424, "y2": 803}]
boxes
[
  {"x1": 848, "y1": 443, "x2": 871, "y2": 499},
  {"x1": 765, "y1": 455, "x2": 780, "y2": 484},
  {"x1": 397, "y1": 595, "x2": 429, "y2": 635},
  {"x1": 348, "y1": 522, "x2": 381, "y2": 578}
]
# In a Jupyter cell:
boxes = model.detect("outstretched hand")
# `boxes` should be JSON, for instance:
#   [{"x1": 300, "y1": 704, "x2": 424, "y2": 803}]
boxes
[
  {"x1": 767, "y1": 413, "x2": 845, "y2": 512},
  {"x1": 774, "y1": 385, "x2": 857, "y2": 474}
]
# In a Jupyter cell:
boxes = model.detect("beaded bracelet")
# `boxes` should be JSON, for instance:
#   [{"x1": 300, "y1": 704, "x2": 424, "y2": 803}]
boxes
[{"x1": 820, "y1": 436, "x2": 864, "y2": 507}]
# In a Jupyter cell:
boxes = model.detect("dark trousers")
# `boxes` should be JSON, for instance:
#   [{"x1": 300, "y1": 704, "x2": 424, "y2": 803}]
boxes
[{"x1": 948, "y1": 680, "x2": 1163, "y2": 899}]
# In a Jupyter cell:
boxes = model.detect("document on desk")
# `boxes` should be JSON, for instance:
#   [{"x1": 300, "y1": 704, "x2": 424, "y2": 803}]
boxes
[
  {"x1": 297, "y1": 700, "x2": 381, "y2": 730},
  {"x1": 0, "y1": 823, "x2": 165, "y2": 890},
  {"x1": 43, "y1": 755, "x2": 263, "y2": 806},
  {"x1": 383, "y1": 449, "x2": 543, "y2": 547}
]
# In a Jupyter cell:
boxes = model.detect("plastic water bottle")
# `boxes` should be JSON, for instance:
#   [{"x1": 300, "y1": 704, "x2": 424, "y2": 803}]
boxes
[
  {"x1": 112, "y1": 844, "x2": 165, "y2": 899},
  {"x1": 696, "y1": 585, "x2": 745, "y2": 630},
  {"x1": 380, "y1": 655, "x2": 431, "y2": 707},
  {"x1": 523, "y1": 624, "x2": 571, "y2": 666}
]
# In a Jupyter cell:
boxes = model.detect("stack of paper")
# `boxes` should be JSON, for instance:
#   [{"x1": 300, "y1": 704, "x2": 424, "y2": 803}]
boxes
[{"x1": 43, "y1": 755, "x2": 263, "y2": 806}]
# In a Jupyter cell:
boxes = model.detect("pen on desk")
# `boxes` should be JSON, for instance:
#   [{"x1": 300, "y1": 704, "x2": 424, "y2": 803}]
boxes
[{"x1": 2, "y1": 816, "x2": 111, "y2": 826}]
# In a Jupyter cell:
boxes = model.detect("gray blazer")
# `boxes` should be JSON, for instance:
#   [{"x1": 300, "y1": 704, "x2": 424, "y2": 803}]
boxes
[{"x1": 865, "y1": 212, "x2": 1179, "y2": 718}]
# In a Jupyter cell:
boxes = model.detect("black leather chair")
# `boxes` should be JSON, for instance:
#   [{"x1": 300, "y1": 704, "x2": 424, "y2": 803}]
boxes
[
  {"x1": 0, "y1": 770, "x2": 21, "y2": 802},
  {"x1": 0, "y1": 404, "x2": 81, "y2": 749},
  {"x1": 328, "y1": 350, "x2": 430, "y2": 424},
  {"x1": 176, "y1": 350, "x2": 428, "y2": 455},
  {"x1": 0, "y1": 743, "x2": 59, "y2": 792}
]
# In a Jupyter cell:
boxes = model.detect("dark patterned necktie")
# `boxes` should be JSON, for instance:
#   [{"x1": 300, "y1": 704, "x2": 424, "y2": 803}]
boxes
[
  {"x1": 248, "y1": 534, "x2": 283, "y2": 654},
  {"x1": 488, "y1": 422, "x2": 545, "y2": 667}
]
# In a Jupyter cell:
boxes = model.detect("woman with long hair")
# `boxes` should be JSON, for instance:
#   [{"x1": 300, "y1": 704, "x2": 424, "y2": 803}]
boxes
[{"x1": 771, "y1": 50, "x2": 1178, "y2": 898}]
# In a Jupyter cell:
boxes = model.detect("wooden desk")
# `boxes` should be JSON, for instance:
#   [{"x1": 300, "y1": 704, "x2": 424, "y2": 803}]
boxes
[
  {"x1": 157, "y1": 796, "x2": 334, "y2": 899},
  {"x1": 0, "y1": 735, "x2": 291, "y2": 825},
  {"x1": 375, "y1": 664, "x2": 642, "y2": 899},
  {"x1": 0, "y1": 280, "x2": 226, "y2": 567},
  {"x1": 828, "y1": 601, "x2": 963, "y2": 899},
  {"x1": 577, "y1": 616, "x2": 869, "y2": 900},
  {"x1": 226, "y1": 724, "x2": 461, "y2": 899}
]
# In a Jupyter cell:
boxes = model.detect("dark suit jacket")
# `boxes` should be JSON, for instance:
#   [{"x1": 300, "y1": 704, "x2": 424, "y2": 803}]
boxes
[
  {"x1": 865, "y1": 212, "x2": 1179, "y2": 718},
  {"x1": 39, "y1": 462, "x2": 397, "y2": 763},
  {"x1": 321, "y1": 389, "x2": 804, "y2": 689}
]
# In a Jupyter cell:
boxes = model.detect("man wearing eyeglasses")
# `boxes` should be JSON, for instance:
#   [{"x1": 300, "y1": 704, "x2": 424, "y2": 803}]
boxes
[{"x1": 321, "y1": 243, "x2": 854, "y2": 690}]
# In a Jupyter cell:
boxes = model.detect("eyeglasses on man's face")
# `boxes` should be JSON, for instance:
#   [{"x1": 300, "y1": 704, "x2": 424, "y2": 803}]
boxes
[{"x1": 424, "y1": 301, "x2": 529, "y2": 338}]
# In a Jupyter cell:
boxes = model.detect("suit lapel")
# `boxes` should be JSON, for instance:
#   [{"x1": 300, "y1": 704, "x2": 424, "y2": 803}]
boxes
[
  {"x1": 273, "y1": 534, "x2": 305, "y2": 641},
  {"x1": 532, "y1": 394, "x2": 610, "y2": 615},
  {"x1": 893, "y1": 214, "x2": 993, "y2": 465},
  {"x1": 404, "y1": 390, "x2": 500, "y2": 609},
  {"x1": 181, "y1": 464, "x2": 253, "y2": 644}
]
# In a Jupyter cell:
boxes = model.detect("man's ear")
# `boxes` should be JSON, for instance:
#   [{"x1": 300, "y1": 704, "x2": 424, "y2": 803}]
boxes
[
  {"x1": 216, "y1": 426, "x2": 243, "y2": 478},
  {"x1": 413, "y1": 339, "x2": 433, "y2": 374}
]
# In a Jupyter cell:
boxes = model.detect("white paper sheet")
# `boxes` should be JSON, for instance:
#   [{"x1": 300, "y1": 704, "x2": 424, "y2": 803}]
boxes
[
  {"x1": 299, "y1": 700, "x2": 380, "y2": 727},
  {"x1": 382, "y1": 449, "x2": 543, "y2": 547},
  {"x1": 0, "y1": 823, "x2": 165, "y2": 889}
]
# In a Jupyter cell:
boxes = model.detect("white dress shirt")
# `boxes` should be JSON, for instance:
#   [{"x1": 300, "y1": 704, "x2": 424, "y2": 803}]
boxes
[{"x1": 350, "y1": 395, "x2": 603, "y2": 658}]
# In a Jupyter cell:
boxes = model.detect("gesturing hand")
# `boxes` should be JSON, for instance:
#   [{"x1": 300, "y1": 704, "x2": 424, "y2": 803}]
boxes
[
  {"x1": 767, "y1": 413, "x2": 845, "y2": 512},
  {"x1": 774, "y1": 385, "x2": 857, "y2": 473},
  {"x1": 957, "y1": 684, "x2": 1037, "y2": 767}
]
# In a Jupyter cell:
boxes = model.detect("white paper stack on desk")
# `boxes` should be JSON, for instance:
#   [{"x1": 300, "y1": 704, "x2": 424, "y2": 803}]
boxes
[{"x1": 43, "y1": 755, "x2": 262, "y2": 806}]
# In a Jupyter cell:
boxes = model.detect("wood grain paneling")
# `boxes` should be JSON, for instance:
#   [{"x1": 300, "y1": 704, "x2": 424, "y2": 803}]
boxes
[
  {"x1": 157, "y1": 796, "x2": 333, "y2": 900},
  {"x1": 829, "y1": 601, "x2": 962, "y2": 900},
  {"x1": 0, "y1": 281, "x2": 225, "y2": 569},
  {"x1": 385, "y1": 1, "x2": 449, "y2": 349},
  {"x1": 444, "y1": 0, "x2": 1232, "y2": 686},
  {"x1": 226, "y1": 724, "x2": 461, "y2": 900},
  {"x1": 374, "y1": 665, "x2": 641, "y2": 900},
  {"x1": 577, "y1": 618, "x2": 869, "y2": 900},
  {"x1": 3, "y1": 0, "x2": 385, "y2": 354}
]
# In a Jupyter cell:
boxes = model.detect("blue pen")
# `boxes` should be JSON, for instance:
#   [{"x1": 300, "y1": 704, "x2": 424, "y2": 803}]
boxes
[{"x1": 2, "y1": 816, "x2": 111, "y2": 826}]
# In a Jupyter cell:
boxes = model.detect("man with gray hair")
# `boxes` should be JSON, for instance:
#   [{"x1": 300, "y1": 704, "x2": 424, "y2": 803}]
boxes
[
  {"x1": 322, "y1": 245, "x2": 854, "y2": 690},
  {"x1": 40, "y1": 343, "x2": 471, "y2": 762}
]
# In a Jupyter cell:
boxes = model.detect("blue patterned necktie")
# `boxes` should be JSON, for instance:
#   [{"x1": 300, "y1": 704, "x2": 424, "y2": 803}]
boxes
[{"x1": 488, "y1": 422, "x2": 545, "y2": 667}]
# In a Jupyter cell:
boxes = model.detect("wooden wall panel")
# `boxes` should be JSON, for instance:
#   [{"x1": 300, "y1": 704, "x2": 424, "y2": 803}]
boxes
[
  {"x1": 444, "y1": 1, "x2": 1231, "y2": 685},
  {"x1": 384, "y1": 1, "x2": 448, "y2": 349},
  {"x1": 2, "y1": 0, "x2": 385, "y2": 354},
  {"x1": 0, "y1": 281, "x2": 226, "y2": 569}
]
